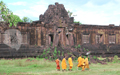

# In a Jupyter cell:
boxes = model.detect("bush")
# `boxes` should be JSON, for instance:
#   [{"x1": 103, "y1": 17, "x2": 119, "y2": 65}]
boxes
[
  {"x1": 93, "y1": 56, "x2": 97, "y2": 60},
  {"x1": 45, "y1": 57, "x2": 48, "y2": 59},
  {"x1": 77, "y1": 44, "x2": 81, "y2": 48},
  {"x1": 54, "y1": 47, "x2": 57, "y2": 54},
  {"x1": 47, "y1": 47, "x2": 50, "y2": 51},
  {"x1": 84, "y1": 56, "x2": 86, "y2": 59},
  {"x1": 51, "y1": 42, "x2": 53, "y2": 46},
  {"x1": 86, "y1": 49, "x2": 89, "y2": 51},
  {"x1": 43, "y1": 49, "x2": 46, "y2": 55},
  {"x1": 83, "y1": 48, "x2": 86, "y2": 51},
  {"x1": 113, "y1": 55, "x2": 119, "y2": 63},
  {"x1": 58, "y1": 51, "x2": 60, "y2": 56},
  {"x1": 88, "y1": 57, "x2": 90, "y2": 61},
  {"x1": 62, "y1": 52, "x2": 64, "y2": 56},
  {"x1": 75, "y1": 46, "x2": 77, "y2": 48}
]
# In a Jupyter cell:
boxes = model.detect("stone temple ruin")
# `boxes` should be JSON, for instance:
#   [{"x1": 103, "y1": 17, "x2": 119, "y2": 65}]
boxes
[{"x1": 0, "y1": 2, "x2": 120, "y2": 58}]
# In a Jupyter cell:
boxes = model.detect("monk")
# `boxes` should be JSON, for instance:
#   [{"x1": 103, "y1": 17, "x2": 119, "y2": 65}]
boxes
[
  {"x1": 81, "y1": 56, "x2": 85, "y2": 71},
  {"x1": 61, "y1": 56, "x2": 67, "y2": 71},
  {"x1": 68, "y1": 55, "x2": 73, "y2": 71},
  {"x1": 55, "y1": 58, "x2": 60, "y2": 71},
  {"x1": 85, "y1": 56, "x2": 90, "y2": 70},
  {"x1": 77, "y1": 55, "x2": 82, "y2": 70}
]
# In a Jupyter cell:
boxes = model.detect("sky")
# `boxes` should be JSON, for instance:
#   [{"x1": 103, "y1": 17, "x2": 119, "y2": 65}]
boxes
[{"x1": 2, "y1": 0, "x2": 120, "y2": 26}]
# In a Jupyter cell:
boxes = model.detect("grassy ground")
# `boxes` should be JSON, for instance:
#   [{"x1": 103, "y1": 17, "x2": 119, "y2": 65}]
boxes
[{"x1": 0, "y1": 58, "x2": 120, "y2": 75}]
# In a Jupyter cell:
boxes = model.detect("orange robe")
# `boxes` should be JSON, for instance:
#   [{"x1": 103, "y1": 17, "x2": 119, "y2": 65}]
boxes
[
  {"x1": 68, "y1": 57, "x2": 73, "y2": 69},
  {"x1": 61, "y1": 58, "x2": 67, "y2": 69},
  {"x1": 55, "y1": 59, "x2": 60, "y2": 70},
  {"x1": 77, "y1": 56, "x2": 82, "y2": 67},
  {"x1": 81, "y1": 58, "x2": 85, "y2": 71},
  {"x1": 85, "y1": 58, "x2": 89, "y2": 69}
]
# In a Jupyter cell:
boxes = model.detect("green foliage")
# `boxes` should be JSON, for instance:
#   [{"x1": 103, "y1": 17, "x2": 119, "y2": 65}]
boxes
[
  {"x1": 45, "y1": 57, "x2": 48, "y2": 59},
  {"x1": 106, "y1": 57, "x2": 109, "y2": 62},
  {"x1": 43, "y1": 49, "x2": 46, "y2": 55},
  {"x1": 29, "y1": 64, "x2": 39, "y2": 68},
  {"x1": 0, "y1": 1, "x2": 23, "y2": 27},
  {"x1": 47, "y1": 51, "x2": 50, "y2": 53},
  {"x1": 74, "y1": 21, "x2": 82, "y2": 24},
  {"x1": 75, "y1": 46, "x2": 77, "y2": 48},
  {"x1": 74, "y1": 57, "x2": 77, "y2": 61},
  {"x1": 22, "y1": 16, "x2": 32, "y2": 23},
  {"x1": 47, "y1": 47, "x2": 50, "y2": 51},
  {"x1": 86, "y1": 49, "x2": 89, "y2": 51},
  {"x1": 40, "y1": 54, "x2": 43, "y2": 58},
  {"x1": 62, "y1": 52, "x2": 64, "y2": 56},
  {"x1": 67, "y1": 10, "x2": 73, "y2": 17},
  {"x1": 77, "y1": 44, "x2": 81, "y2": 48},
  {"x1": 93, "y1": 56, "x2": 97, "y2": 60},
  {"x1": 113, "y1": 55, "x2": 119, "y2": 63},
  {"x1": 83, "y1": 48, "x2": 86, "y2": 51},
  {"x1": 88, "y1": 56, "x2": 90, "y2": 61},
  {"x1": 58, "y1": 51, "x2": 60, "y2": 56},
  {"x1": 84, "y1": 56, "x2": 86, "y2": 59},
  {"x1": 49, "y1": 56, "x2": 51, "y2": 60},
  {"x1": 54, "y1": 47, "x2": 57, "y2": 54},
  {"x1": 51, "y1": 42, "x2": 52, "y2": 46}
]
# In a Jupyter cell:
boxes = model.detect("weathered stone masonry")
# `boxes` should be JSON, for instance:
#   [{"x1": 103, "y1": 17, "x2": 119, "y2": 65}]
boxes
[{"x1": 0, "y1": 2, "x2": 120, "y2": 57}]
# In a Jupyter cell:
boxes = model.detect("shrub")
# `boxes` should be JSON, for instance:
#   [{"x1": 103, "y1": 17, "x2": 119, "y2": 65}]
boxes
[
  {"x1": 113, "y1": 55, "x2": 119, "y2": 63},
  {"x1": 47, "y1": 51, "x2": 50, "y2": 53},
  {"x1": 106, "y1": 57, "x2": 109, "y2": 62},
  {"x1": 74, "y1": 57, "x2": 77, "y2": 61},
  {"x1": 84, "y1": 56, "x2": 86, "y2": 59},
  {"x1": 54, "y1": 47, "x2": 57, "y2": 54},
  {"x1": 78, "y1": 44, "x2": 81, "y2": 48},
  {"x1": 43, "y1": 49, "x2": 46, "y2": 55},
  {"x1": 58, "y1": 51, "x2": 60, "y2": 56},
  {"x1": 75, "y1": 46, "x2": 77, "y2": 48},
  {"x1": 87, "y1": 49, "x2": 89, "y2": 51},
  {"x1": 62, "y1": 52, "x2": 64, "y2": 56},
  {"x1": 88, "y1": 56, "x2": 90, "y2": 61},
  {"x1": 49, "y1": 56, "x2": 51, "y2": 60},
  {"x1": 51, "y1": 42, "x2": 53, "y2": 46},
  {"x1": 47, "y1": 47, "x2": 50, "y2": 51},
  {"x1": 40, "y1": 54, "x2": 43, "y2": 58},
  {"x1": 45, "y1": 57, "x2": 48, "y2": 59},
  {"x1": 83, "y1": 48, "x2": 86, "y2": 51},
  {"x1": 93, "y1": 56, "x2": 97, "y2": 60}
]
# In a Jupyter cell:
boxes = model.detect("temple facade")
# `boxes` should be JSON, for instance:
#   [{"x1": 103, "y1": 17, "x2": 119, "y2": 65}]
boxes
[{"x1": 0, "y1": 3, "x2": 120, "y2": 58}]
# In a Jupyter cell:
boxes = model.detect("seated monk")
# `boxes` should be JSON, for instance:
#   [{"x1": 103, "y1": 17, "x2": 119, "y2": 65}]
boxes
[
  {"x1": 61, "y1": 56, "x2": 67, "y2": 71},
  {"x1": 68, "y1": 55, "x2": 73, "y2": 71},
  {"x1": 55, "y1": 58, "x2": 60, "y2": 71},
  {"x1": 77, "y1": 54, "x2": 82, "y2": 70},
  {"x1": 85, "y1": 56, "x2": 90, "y2": 70}
]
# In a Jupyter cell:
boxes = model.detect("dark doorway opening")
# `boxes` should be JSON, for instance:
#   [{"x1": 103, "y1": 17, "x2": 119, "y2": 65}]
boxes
[
  {"x1": 49, "y1": 34, "x2": 54, "y2": 46},
  {"x1": 66, "y1": 34, "x2": 68, "y2": 39}
]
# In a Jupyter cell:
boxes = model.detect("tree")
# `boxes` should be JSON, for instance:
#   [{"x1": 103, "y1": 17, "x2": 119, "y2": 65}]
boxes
[
  {"x1": 74, "y1": 21, "x2": 82, "y2": 24},
  {"x1": 22, "y1": 17, "x2": 32, "y2": 23},
  {"x1": 0, "y1": 1, "x2": 23, "y2": 27},
  {"x1": 67, "y1": 10, "x2": 81, "y2": 24},
  {"x1": 68, "y1": 10, "x2": 73, "y2": 17},
  {"x1": 67, "y1": 10, "x2": 77, "y2": 17}
]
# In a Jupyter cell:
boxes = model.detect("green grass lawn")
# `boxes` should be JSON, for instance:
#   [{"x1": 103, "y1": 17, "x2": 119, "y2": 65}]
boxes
[{"x1": 0, "y1": 58, "x2": 120, "y2": 75}]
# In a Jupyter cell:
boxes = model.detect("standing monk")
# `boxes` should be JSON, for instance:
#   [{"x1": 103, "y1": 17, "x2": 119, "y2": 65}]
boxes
[
  {"x1": 77, "y1": 55, "x2": 82, "y2": 70},
  {"x1": 61, "y1": 56, "x2": 67, "y2": 71},
  {"x1": 55, "y1": 58, "x2": 60, "y2": 71},
  {"x1": 81, "y1": 56, "x2": 85, "y2": 71},
  {"x1": 85, "y1": 56, "x2": 90, "y2": 70},
  {"x1": 68, "y1": 55, "x2": 73, "y2": 71}
]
